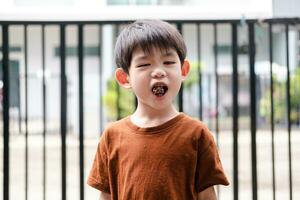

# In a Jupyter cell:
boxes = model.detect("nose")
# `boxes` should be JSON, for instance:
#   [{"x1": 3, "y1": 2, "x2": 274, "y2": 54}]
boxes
[{"x1": 151, "y1": 67, "x2": 167, "y2": 78}]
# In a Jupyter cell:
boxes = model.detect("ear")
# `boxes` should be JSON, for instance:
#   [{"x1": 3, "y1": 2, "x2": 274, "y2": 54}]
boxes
[
  {"x1": 181, "y1": 59, "x2": 190, "y2": 81},
  {"x1": 115, "y1": 68, "x2": 131, "y2": 89}
]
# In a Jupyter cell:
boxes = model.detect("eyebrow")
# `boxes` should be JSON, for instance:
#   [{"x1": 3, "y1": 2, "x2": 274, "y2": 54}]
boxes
[
  {"x1": 161, "y1": 51, "x2": 176, "y2": 57},
  {"x1": 133, "y1": 50, "x2": 177, "y2": 63},
  {"x1": 133, "y1": 55, "x2": 149, "y2": 63}
]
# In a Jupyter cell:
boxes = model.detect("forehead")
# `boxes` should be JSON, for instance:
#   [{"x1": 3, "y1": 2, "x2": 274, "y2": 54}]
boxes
[{"x1": 131, "y1": 45, "x2": 177, "y2": 60}]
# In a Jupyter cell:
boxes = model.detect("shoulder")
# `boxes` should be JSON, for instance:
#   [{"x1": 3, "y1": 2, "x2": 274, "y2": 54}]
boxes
[
  {"x1": 96, "y1": 117, "x2": 130, "y2": 154},
  {"x1": 179, "y1": 113, "x2": 210, "y2": 135},
  {"x1": 105, "y1": 117, "x2": 129, "y2": 132},
  {"x1": 101, "y1": 117, "x2": 130, "y2": 143},
  {"x1": 180, "y1": 113, "x2": 215, "y2": 149}
]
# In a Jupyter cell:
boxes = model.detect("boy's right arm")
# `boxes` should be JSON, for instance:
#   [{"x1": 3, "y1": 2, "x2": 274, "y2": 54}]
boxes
[{"x1": 99, "y1": 191, "x2": 111, "y2": 200}]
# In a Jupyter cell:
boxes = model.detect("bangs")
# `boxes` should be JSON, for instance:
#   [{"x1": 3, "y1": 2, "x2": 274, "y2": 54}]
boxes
[{"x1": 133, "y1": 28, "x2": 173, "y2": 56}]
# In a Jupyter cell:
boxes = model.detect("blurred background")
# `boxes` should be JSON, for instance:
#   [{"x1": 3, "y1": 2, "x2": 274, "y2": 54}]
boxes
[{"x1": 0, "y1": 0, "x2": 300, "y2": 200}]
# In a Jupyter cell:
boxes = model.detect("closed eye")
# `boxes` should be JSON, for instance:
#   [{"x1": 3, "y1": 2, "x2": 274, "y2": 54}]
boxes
[
  {"x1": 137, "y1": 63, "x2": 150, "y2": 68},
  {"x1": 164, "y1": 61, "x2": 176, "y2": 65}
]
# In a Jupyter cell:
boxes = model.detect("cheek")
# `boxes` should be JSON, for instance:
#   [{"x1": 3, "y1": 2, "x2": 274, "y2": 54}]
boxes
[
  {"x1": 170, "y1": 76, "x2": 184, "y2": 93},
  {"x1": 132, "y1": 82, "x2": 142, "y2": 91},
  {"x1": 130, "y1": 77, "x2": 148, "y2": 94},
  {"x1": 170, "y1": 71, "x2": 183, "y2": 84}
]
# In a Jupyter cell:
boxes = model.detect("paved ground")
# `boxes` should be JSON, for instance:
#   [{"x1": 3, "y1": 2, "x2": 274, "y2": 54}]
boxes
[{"x1": 0, "y1": 128, "x2": 299, "y2": 200}]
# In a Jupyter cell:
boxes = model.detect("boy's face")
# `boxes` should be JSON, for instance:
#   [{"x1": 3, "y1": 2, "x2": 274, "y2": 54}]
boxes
[{"x1": 116, "y1": 46, "x2": 190, "y2": 111}]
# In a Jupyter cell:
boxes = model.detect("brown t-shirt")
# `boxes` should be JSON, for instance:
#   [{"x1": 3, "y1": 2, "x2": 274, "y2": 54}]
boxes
[{"x1": 87, "y1": 113, "x2": 229, "y2": 200}]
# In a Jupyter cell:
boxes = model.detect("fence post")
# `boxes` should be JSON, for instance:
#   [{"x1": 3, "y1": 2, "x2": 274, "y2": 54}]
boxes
[
  {"x1": 248, "y1": 21, "x2": 258, "y2": 200},
  {"x1": 2, "y1": 23, "x2": 10, "y2": 200},
  {"x1": 60, "y1": 24, "x2": 67, "y2": 200},
  {"x1": 232, "y1": 22, "x2": 239, "y2": 200}
]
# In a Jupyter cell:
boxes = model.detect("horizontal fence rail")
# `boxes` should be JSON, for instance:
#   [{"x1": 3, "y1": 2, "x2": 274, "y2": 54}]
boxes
[{"x1": 1, "y1": 18, "x2": 300, "y2": 200}]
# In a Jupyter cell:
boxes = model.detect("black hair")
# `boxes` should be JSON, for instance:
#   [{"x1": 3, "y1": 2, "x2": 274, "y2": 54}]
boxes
[{"x1": 114, "y1": 19, "x2": 187, "y2": 74}]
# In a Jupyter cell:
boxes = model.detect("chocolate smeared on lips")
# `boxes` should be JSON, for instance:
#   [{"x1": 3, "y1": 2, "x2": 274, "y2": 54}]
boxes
[{"x1": 152, "y1": 83, "x2": 168, "y2": 97}]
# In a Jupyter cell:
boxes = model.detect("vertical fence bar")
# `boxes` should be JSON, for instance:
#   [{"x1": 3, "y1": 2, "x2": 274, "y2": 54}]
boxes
[
  {"x1": 213, "y1": 23, "x2": 220, "y2": 144},
  {"x1": 78, "y1": 24, "x2": 85, "y2": 200},
  {"x1": 268, "y1": 22, "x2": 276, "y2": 200},
  {"x1": 248, "y1": 22, "x2": 258, "y2": 200},
  {"x1": 213, "y1": 23, "x2": 220, "y2": 197},
  {"x1": 176, "y1": 23, "x2": 183, "y2": 112},
  {"x1": 60, "y1": 24, "x2": 67, "y2": 200},
  {"x1": 24, "y1": 24, "x2": 29, "y2": 200},
  {"x1": 197, "y1": 24, "x2": 203, "y2": 120},
  {"x1": 231, "y1": 22, "x2": 239, "y2": 200},
  {"x1": 2, "y1": 23, "x2": 10, "y2": 200},
  {"x1": 98, "y1": 25, "x2": 103, "y2": 133},
  {"x1": 41, "y1": 24, "x2": 47, "y2": 200},
  {"x1": 285, "y1": 23, "x2": 293, "y2": 200},
  {"x1": 115, "y1": 25, "x2": 121, "y2": 120}
]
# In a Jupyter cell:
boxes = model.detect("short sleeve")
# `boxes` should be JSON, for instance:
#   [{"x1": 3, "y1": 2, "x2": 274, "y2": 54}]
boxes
[
  {"x1": 87, "y1": 133, "x2": 110, "y2": 193},
  {"x1": 195, "y1": 125, "x2": 229, "y2": 192}
]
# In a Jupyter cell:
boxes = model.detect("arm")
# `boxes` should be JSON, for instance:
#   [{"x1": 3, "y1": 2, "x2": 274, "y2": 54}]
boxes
[
  {"x1": 197, "y1": 186, "x2": 217, "y2": 200},
  {"x1": 99, "y1": 191, "x2": 111, "y2": 200}
]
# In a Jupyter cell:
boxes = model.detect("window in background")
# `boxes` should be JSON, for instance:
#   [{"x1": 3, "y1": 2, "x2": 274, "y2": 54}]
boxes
[
  {"x1": 14, "y1": 0, "x2": 75, "y2": 6},
  {"x1": 107, "y1": 0, "x2": 156, "y2": 5},
  {"x1": 157, "y1": 0, "x2": 184, "y2": 5},
  {"x1": 107, "y1": 0, "x2": 199, "y2": 5}
]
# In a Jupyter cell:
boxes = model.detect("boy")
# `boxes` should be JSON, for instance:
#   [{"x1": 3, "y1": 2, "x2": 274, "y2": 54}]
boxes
[{"x1": 87, "y1": 19, "x2": 229, "y2": 200}]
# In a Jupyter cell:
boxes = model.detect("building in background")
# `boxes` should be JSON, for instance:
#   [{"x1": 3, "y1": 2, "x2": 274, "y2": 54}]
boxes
[
  {"x1": 0, "y1": 0, "x2": 299, "y2": 136},
  {"x1": 1, "y1": 1, "x2": 300, "y2": 200}
]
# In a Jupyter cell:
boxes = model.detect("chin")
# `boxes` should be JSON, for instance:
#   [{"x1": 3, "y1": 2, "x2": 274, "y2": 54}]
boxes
[{"x1": 150, "y1": 100, "x2": 173, "y2": 109}]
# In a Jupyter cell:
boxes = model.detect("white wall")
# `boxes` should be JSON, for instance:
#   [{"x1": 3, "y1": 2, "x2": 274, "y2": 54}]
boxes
[
  {"x1": 273, "y1": 0, "x2": 300, "y2": 17},
  {"x1": 0, "y1": 0, "x2": 273, "y2": 20}
]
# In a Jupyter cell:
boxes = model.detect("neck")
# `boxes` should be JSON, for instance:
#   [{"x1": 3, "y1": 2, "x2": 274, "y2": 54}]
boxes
[{"x1": 131, "y1": 104, "x2": 179, "y2": 128}]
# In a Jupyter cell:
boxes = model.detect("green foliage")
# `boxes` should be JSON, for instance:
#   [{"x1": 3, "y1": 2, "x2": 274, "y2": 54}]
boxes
[
  {"x1": 291, "y1": 67, "x2": 300, "y2": 122},
  {"x1": 259, "y1": 67, "x2": 300, "y2": 124},
  {"x1": 103, "y1": 79, "x2": 135, "y2": 121},
  {"x1": 183, "y1": 61, "x2": 203, "y2": 89}
]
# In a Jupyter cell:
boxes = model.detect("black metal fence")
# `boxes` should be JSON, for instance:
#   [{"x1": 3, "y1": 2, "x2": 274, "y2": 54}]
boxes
[{"x1": 1, "y1": 18, "x2": 300, "y2": 200}]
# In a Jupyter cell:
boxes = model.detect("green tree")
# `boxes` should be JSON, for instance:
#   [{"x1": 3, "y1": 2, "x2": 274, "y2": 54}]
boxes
[
  {"x1": 259, "y1": 67, "x2": 300, "y2": 124},
  {"x1": 183, "y1": 61, "x2": 203, "y2": 89},
  {"x1": 103, "y1": 79, "x2": 135, "y2": 121},
  {"x1": 290, "y1": 67, "x2": 300, "y2": 123}
]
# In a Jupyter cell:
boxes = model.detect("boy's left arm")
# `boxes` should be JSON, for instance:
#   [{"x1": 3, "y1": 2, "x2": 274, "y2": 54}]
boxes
[{"x1": 197, "y1": 186, "x2": 217, "y2": 200}]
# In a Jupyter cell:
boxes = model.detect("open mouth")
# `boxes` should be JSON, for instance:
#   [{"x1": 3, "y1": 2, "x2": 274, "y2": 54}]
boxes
[{"x1": 152, "y1": 83, "x2": 168, "y2": 97}]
